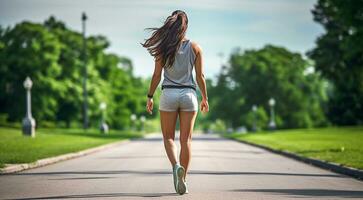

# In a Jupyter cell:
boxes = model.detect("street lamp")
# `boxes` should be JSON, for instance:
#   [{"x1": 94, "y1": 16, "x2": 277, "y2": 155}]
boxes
[
  {"x1": 82, "y1": 12, "x2": 88, "y2": 130},
  {"x1": 252, "y1": 105, "x2": 257, "y2": 132},
  {"x1": 268, "y1": 98, "x2": 276, "y2": 130},
  {"x1": 140, "y1": 115, "x2": 146, "y2": 131},
  {"x1": 99, "y1": 102, "x2": 108, "y2": 134},
  {"x1": 130, "y1": 114, "x2": 137, "y2": 130},
  {"x1": 22, "y1": 77, "x2": 36, "y2": 137}
]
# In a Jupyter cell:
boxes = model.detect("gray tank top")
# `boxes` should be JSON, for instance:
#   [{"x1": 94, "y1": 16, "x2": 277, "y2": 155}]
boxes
[{"x1": 161, "y1": 39, "x2": 196, "y2": 89}]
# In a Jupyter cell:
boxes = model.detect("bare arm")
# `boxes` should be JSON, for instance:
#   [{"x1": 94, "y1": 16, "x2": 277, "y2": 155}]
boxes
[
  {"x1": 192, "y1": 42, "x2": 209, "y2": 112},
  {"x1": 147, "y1": 58, "x2": 163, "y2": 97},
  {"x1": 192, "y1": 42, "x2": 208, "y2": 100},
  {"x1": 146, "y1": 58, "x2": 163, "y2": 114}
]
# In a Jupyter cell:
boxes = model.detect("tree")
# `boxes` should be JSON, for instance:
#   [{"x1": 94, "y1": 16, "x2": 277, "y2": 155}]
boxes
[
  {"x1": 210, "y1": 45, "x2": 328, "y2": 129},
  {"x1": 43, "y1": 17, "x2": 84, "y2": 127},
  {"x1": 308, "y1": 0, "x2": 363, "y2": 125},
  {"x1": 43, "y1": 16, "x2": 151, "y2": 129},
  {"x1": 0, "y1": 22, "x2": 63, "y2": 123},
  {"x1": 0, "y1": 17, "x2": 153, "y2": 129}
]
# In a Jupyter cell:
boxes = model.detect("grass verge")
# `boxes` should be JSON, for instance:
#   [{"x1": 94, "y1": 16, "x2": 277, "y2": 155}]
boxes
[
  {"x1": 222, "y1": 126, "x2": 363, "y2": 170},
  {"x1": 0, "y1": 127, "x2": 143, "y2": 168}
]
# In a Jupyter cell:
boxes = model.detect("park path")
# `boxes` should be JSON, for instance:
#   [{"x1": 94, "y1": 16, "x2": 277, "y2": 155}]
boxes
[{"x1": 1, "y1": 133, "x2": 363, "y2": 200}]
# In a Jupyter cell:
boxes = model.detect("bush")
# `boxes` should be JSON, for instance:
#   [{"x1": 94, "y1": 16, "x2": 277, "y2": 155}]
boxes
[
  {"x1": 144, "y1": 118, "x2": 161, "y2": 133},
  {"x1": 245, "y1": 106, "x2": 269, "y2": 131},
  {"x1": 210, "y1": 119, "x2": 227, "y2": 133}
]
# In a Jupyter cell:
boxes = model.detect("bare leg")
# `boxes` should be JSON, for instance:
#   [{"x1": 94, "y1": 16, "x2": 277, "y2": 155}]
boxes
[
  {"x1": 160, "y1": 111, "x2": 179, "y2": 167},
  {"x1": 179, "y1": 111, "x2": 197, "y2": 180}
]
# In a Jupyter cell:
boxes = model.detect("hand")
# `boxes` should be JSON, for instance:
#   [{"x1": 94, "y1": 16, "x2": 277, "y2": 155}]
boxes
[
  {"x1": 146, "y1": 98, "x2": 153, "y2": 114},
  {"x1": 200, "y1": 98, "x2": 209, "y2": 113}
]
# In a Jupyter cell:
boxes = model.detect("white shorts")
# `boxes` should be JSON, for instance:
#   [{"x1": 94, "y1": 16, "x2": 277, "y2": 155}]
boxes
[{"x1": 159, "y1": 88, "x2": 198, "y2": 112}]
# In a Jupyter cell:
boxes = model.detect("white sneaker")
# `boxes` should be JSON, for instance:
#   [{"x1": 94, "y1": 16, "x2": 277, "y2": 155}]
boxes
[
  {"x1": 176, "y1": 166, "x2": 187, "y2": 195},
  {"x1": 172, "y1": 164, "x2": 179, "y2": 193}
]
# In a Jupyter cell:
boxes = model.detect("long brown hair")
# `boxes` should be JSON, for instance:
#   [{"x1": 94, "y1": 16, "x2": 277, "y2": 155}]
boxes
[{"x1": 142, "y1": 10, "x2": 188, "y2": 68}]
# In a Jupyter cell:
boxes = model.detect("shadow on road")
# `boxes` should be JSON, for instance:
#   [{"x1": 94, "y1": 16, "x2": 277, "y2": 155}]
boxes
[
  {"x1": 100, "y1": 154, "x2": 262, "y2": 160},
  {"x1": 231, "y1": 189, "x2": 363, "y2": 198},
  {"x1": 195, "y1": 149, "x2": 265, "y2": 154},
  {"x1": 10, "y1": 170, "x2": 343, "y2": 178},
  {"x1": 131, "y1": 135, "x2": 229, "y2": 142},
  {"x1": 5, "y1": 192, "x2": 178, "y2": 200},
  {"x1": 48, "y1": 176, "x2": 114, "y2": 180}
]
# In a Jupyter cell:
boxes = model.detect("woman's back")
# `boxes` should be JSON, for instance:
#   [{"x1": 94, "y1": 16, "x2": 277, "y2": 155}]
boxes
[
  {"x1": 162, "y1": 39, "x2": 196, "y2": 89},
  {"x1": 143, "y1": 10, "x2": 209, "y2": 195}
]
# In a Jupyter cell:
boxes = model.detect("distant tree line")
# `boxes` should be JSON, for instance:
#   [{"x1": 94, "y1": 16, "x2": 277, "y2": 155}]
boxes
[
  {"x1": 203, "y1": 45, "x2": 329, "y2": 130},
  {"x1": 0, "y1": 16, "x2": 153, "y2": 129},
  {"x1": 1, "y1": 0, "x2": 361, "y2": 132},
  {"x1": 202, "y1": 0, "x2": 363, "y2": 131}
]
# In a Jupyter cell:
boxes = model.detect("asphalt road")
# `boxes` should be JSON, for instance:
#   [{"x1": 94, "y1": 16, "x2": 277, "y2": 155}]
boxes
[{"x1": 1, "y1": 133, "x2": 363, "y2": 200}]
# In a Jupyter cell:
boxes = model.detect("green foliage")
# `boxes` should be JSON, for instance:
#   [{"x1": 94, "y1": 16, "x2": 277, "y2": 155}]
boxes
[
  {"x1": 0, "y1": 16, "x2": 152, "y2": 129},
  {"x1": 0, "y1": 22, "x2": 62, "y2": 122},
  {"x1": 209, "y1": 119, "x2": 227, "y2": 133},
  {"x1": 245, "y1": 106, "x2": 269, "y2": 131},
  {"x1": 143, "y1": 118, "x2": 161, "y2": 133},
  {"x1": 209, "y1": 45, "x2": 328, "y2": 129},
  {"x1": 308, "y1": 0, "x2": 363, "y2": 125}
]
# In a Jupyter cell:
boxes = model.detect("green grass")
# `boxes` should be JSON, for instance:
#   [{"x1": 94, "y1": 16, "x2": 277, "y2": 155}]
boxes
[
  {"x1": 223, "y1": 127, "x2": 363, "y2": 170},
  {"x1": 0, "y1": 127, "x2": 143, "y2": 168}
]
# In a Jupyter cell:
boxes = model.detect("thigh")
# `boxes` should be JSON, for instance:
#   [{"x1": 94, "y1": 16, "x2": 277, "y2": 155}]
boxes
[
  {"x1": 179, "y1": 111, "x2": 198, "y2": 142},
  {"x1": 160, "y1": 111, "x2": 178, "y2": 140}
]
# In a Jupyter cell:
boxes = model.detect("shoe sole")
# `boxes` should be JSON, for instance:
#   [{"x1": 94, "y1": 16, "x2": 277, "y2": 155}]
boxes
[{"x1": 176, "y1": 166, "x2": 186, "y2": 195}]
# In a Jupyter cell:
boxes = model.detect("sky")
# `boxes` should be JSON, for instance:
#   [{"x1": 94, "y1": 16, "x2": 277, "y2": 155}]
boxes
[{"x1": 0, "y1": 0, "x2": 323, "y2": 79}]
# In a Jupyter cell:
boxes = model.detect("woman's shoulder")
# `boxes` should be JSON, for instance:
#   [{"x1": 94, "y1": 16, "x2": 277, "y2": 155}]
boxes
[{"x1": 189, "y1": 40, "x2": 202, "y2": 55}]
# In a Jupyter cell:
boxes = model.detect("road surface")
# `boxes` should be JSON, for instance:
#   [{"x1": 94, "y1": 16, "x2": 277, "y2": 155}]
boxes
[{"x1": 1, "y1": 133, "x2": 363, "y2": 200}]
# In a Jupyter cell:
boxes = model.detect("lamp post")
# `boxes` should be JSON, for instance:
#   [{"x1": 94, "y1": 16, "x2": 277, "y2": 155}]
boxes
[
  {"x1": 252, "y1": 105, "x2": 257, "y2": 132},
  {"x1": 130, "y1": 114, "x2": 137, "y2": 130},
  {"x1": 99, "y1": 102, "x2": 109, "y2": 134},
  {"x1": 268, "y1": 98, "x2": 276, "y2": 130},
  {"x1": 82, "y1": 12, "x2": 88, "y2": 130},
  {"x1": 140, "y1": 115, "x2": 146, "y2": 131},
  {"x1": 22, "y1": 77, "x2": 36, "y2": 137}
]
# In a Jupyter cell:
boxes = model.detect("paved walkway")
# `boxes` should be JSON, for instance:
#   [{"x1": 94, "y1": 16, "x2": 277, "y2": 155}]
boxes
[{"x1": 1, "y1": 133, "x2": 363, "y2": 200}]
